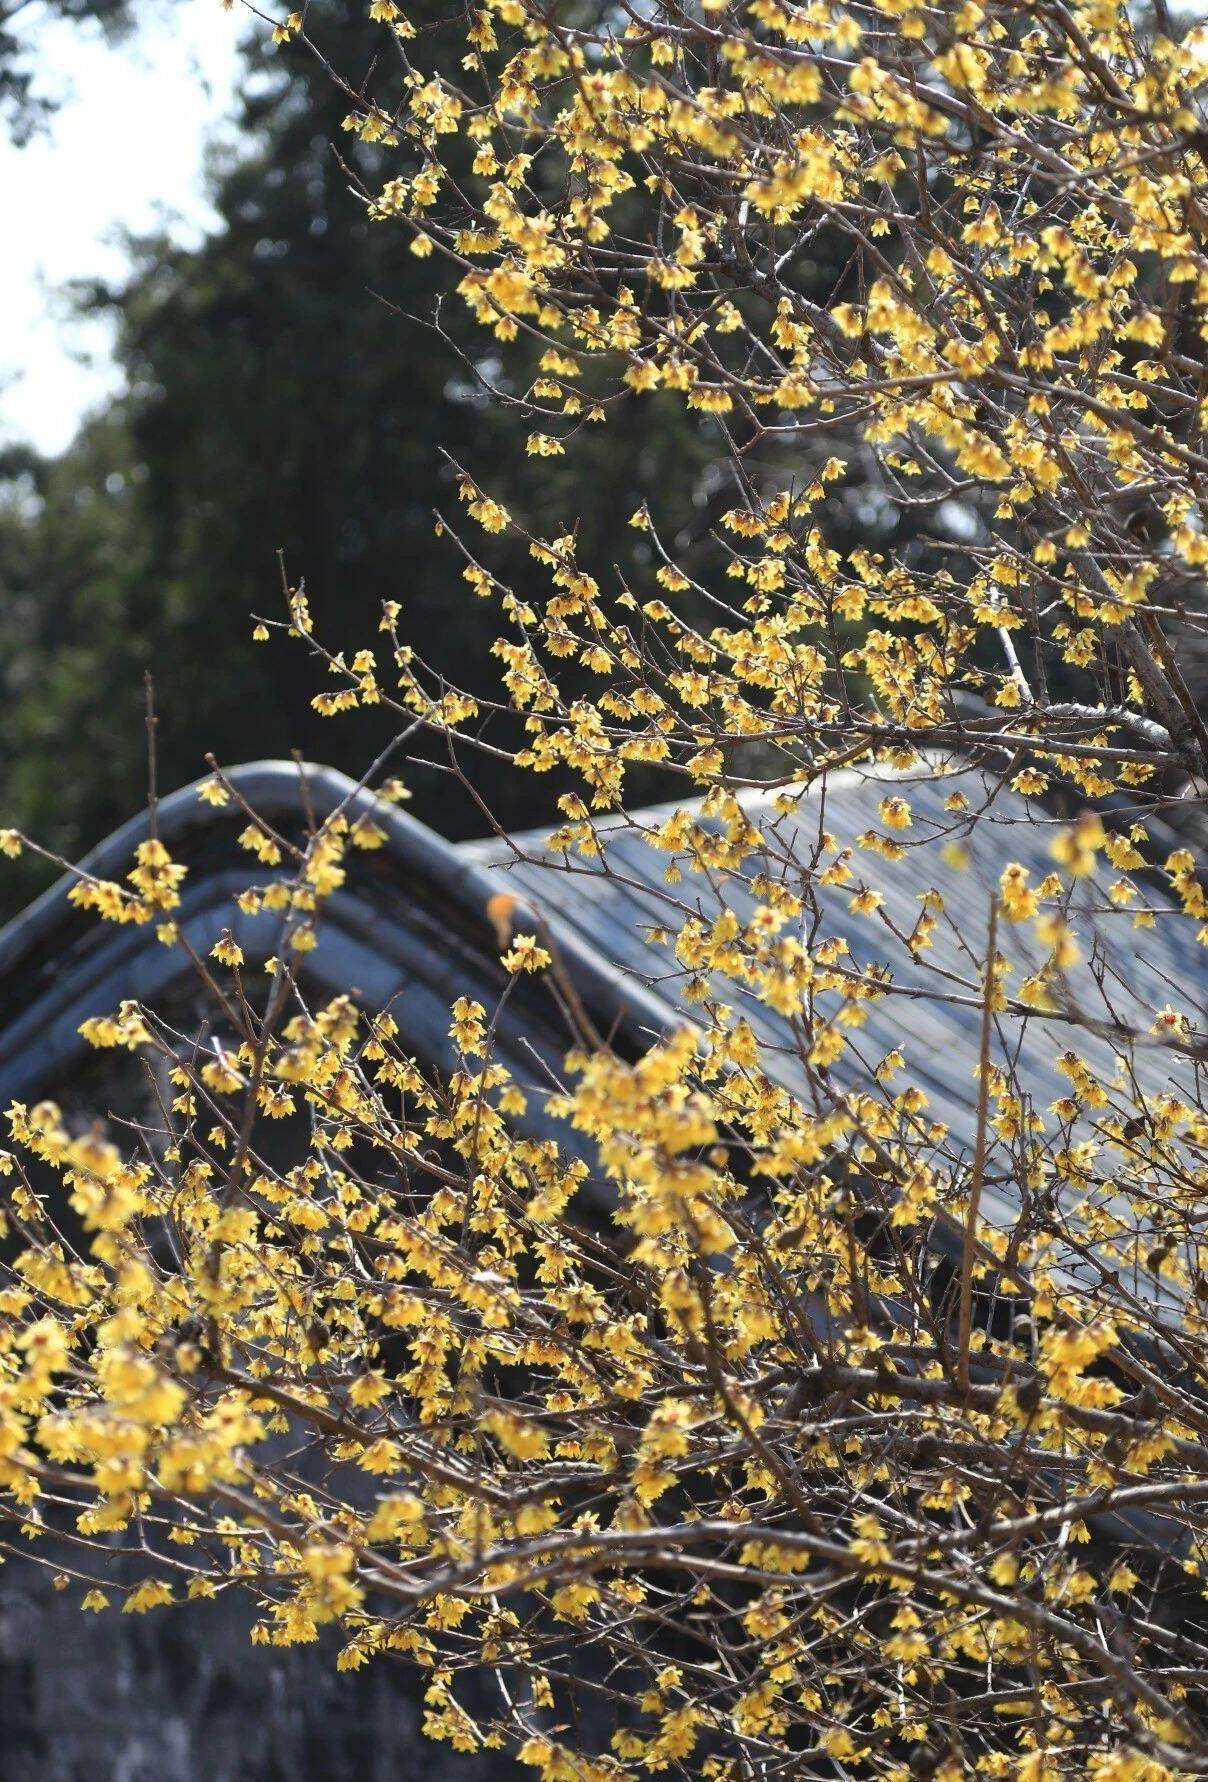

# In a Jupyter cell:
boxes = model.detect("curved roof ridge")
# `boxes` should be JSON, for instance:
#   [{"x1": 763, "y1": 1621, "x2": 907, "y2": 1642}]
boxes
[{"x1": 0, "y1": 760, "x2": 677, "y2": 1106}]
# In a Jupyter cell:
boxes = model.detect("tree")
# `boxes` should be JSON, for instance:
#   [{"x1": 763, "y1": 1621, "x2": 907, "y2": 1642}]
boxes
[
  {"x1": 0, "y1": 0, "x2": 715, "y2": 904},
  {"x1": 6, "y1": 0, "x2": 1208, "y2": 1776},
  {"x1": 0, "y1": 0, "x2": 132, "y2": 141}
]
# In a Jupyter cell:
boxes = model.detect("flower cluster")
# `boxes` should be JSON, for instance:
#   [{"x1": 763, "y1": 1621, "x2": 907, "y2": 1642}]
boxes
[{"x1": 6, "y1": 0, "x2": 1208, "y2": 1773}]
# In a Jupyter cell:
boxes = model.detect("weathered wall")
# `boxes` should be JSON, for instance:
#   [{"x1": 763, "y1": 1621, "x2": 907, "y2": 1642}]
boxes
[{"x1": 1, "y1": 1558, "x2": 521, "y2": 1782}]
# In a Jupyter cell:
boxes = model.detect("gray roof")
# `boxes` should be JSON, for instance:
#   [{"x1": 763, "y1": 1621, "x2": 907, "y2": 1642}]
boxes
[
  {"x1": 467, "y1": 760, "x2": 1207, "y2": 1301},
  {"x1": 0, "y1": 757, "x2": 1203, "y2": 1305}
]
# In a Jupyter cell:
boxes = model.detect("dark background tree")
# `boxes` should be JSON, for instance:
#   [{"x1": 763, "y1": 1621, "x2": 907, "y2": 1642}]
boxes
[
  {"x1": 0, "y1": 0, "x2": 132, "y2": 139},
  {"x1": 0, "y1": 0, "x2": 718, "y2": 912}
]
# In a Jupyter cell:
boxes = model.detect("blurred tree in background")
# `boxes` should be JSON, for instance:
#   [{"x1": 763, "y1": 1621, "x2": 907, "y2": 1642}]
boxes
[
  {"x1": 0, "y1": 0, "x2": 132, "y2": 139},
  {"x1": 0, "y1": 0, "x2": 721, "y2": 910}
]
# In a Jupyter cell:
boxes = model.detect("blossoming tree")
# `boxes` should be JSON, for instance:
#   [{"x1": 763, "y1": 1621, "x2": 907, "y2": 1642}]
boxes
[{"x1": 6, "y1": 0, "x2": 1208, "y2": 1774}]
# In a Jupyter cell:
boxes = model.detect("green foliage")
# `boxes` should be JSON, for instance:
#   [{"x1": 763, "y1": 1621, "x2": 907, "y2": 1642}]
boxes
[{"x1": 0, "y1": 1, "x2": 714, "y2": 910}]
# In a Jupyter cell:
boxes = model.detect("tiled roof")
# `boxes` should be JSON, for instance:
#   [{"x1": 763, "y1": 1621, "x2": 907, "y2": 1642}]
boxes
[
  {"x1": 464, "y1": 760, "x2": 1205, "y2": 1301},
  {"x1": 0, "y1": 758, "x2": 1202, "y2": 1304}
]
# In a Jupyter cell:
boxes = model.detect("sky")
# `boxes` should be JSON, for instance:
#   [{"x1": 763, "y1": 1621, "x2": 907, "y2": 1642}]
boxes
[{"x1": 1, "y1": 1, "x2": 246, "y2": 456}]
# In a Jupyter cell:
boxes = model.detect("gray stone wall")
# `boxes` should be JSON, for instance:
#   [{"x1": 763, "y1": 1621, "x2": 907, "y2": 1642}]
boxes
[{"x1": 1, "y1": 1559, "x2": 521, "y2": 1782}]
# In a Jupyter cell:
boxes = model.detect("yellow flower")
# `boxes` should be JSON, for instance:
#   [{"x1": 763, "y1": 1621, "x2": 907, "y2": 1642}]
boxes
[
  {"x1": 210, "y1": 930, "x2": 244, "y2": 969},
  {"x1": 502, "y1": 933, "x2": 551, "y2": 974}
]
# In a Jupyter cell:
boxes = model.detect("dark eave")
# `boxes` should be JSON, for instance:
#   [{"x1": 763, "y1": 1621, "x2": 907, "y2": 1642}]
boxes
[{"x1": 0, "y1": 760, "x2": 669, "y2": 1125}]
